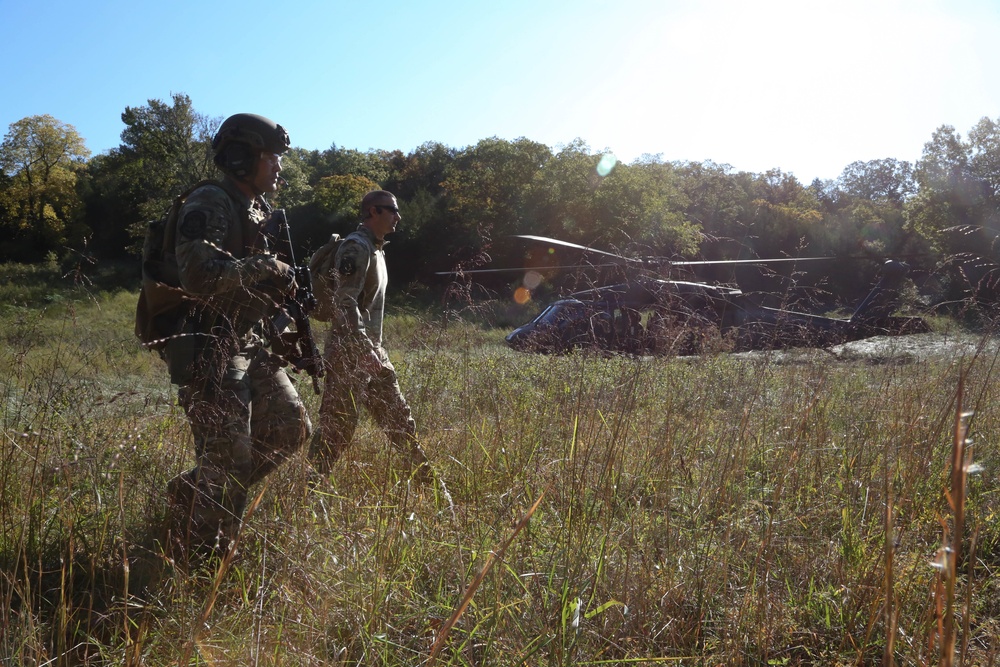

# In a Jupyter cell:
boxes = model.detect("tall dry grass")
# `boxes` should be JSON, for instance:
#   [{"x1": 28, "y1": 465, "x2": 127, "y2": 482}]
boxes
[{"x1": 1, "y1": 281, "x2": 999, "y2": 665}]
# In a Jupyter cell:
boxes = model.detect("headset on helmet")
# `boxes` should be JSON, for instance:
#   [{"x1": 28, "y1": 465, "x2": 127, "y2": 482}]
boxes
[{"x1": 212, "y1": 113, "x2": 290, "y2": 177}]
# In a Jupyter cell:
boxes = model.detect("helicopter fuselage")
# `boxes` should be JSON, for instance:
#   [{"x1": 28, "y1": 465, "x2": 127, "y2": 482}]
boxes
[{"x1": 505, "y1": 266, "x2": 929, "y2": 356}]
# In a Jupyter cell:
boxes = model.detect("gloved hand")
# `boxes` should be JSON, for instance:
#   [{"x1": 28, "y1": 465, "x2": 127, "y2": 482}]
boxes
[{"x1": 249, "y1": 255, "x2": 297, "y2": 294}]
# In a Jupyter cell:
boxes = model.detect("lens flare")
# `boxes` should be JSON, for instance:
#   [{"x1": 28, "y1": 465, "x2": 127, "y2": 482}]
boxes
[
  {"x1": 523, "y1": 270, "x2": 543, "y2": 290},
  {"x1": 514, "y1": 286, "x2": 531, "y2": 305},
  {"x1": 596, "y1": 153, "x2": 618, "y2": 177}
]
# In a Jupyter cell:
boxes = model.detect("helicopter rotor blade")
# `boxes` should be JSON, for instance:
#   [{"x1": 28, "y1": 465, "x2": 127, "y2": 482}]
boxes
[
  {"x1": 512, "y1": 235, "x2": 637, "y2": 262},
  {"x1": 670, "y1": 256, "x2": 835, "y2": 266},
  {"x1": 436, "y1": 263, "x2": 622, "y2": 276},
  {"x1": 512, "y1": 235, "x2": 832, "y2": 267}
]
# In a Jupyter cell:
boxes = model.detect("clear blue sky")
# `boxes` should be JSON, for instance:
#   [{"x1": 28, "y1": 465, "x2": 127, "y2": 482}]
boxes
[{"x1": 2, "y1": 0, "x2": 998, "y2": 184}]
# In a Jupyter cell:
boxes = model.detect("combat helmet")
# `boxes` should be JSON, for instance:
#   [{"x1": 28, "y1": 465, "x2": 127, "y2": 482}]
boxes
[{"x1": 212, "y1": 113, "x2": 290, "y2": 177}]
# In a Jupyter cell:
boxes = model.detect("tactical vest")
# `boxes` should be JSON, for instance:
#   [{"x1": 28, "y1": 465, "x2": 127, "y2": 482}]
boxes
[{"x1": 134, "y1": 179, "x2": 258, "y2": 350}]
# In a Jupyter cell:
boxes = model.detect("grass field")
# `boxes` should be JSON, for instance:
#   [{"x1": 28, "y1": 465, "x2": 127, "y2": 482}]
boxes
[{"x1": 1, "y1": 263, "x2": 998, "y2": 665}]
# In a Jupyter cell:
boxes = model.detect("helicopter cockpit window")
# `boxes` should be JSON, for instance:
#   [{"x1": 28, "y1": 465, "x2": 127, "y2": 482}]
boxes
[
  {"x1": 525, "y1": 301, "x2": 594, "y2": 351},
  {"x1": 535, "y1": 304, "x2": 571, "y2": 325}
]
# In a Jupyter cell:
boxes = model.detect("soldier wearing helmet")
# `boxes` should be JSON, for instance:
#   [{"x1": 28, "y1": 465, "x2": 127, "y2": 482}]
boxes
[
  {"x1": 162, "y1": 113, "x2": 311, "y2": 565},
  {"x1": 308, "y1": 190, "x2": 439, "y2": 490},
  {"x1": 211, "y1": 113, "x2": 290, "y2": 185}
]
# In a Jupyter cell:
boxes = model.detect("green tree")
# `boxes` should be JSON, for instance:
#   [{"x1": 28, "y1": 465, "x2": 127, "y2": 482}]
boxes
[
  {"x1": 833, "y1": 160, "x2": 922, "y2": 255},
  {"x1": 799, "y1": 159, "x2": 925, "y2": 298},
  {"x1": 675, "y1": 161, "x2": 753, "y2": 258},
  {"x1": 742, "y1": 169, "x2": 822, "y2": 258},
  {"x1": 286, "y1": 147, "x2": 324, "y2": 185},
  {"x1": 0, "y1": 115, "x2": 90, "y2": 260},
  {"x1": 593, "y1": 158, "x2": 698, "y2": 256},
  {"x1": 319, "y1": 145, "x2": 391, "y2": 185},
  {"x1": 118, "y1": 93, "x2": 218, "y2": 219},
  {"x1": 839, "y1": 158, "x2": 915, "y2": 205},
  {"x1": 442, "y1": 137, "x2": 551, "y2": 242},
  {"x1": 387, "y1": 141, "x2": 454, "y2": 201},
  {"x1": 906, "y1": 118, "x2": 1000, "y2": 306},
  {"x1": 906, "y1": 125, "x2": 979, "y2": 251},
  {"x1": 528, "y1": 139, "x2": 603, "y2": 240},
  {"x1": 967, "y1": 116, "x2": 1000, "y2": 226},
  {"x1": 82, "y1": 93, "x2": 218, "y2": 255},
  {"x1": 272, "y1": 150, "x2": 312, "y2": 210}
]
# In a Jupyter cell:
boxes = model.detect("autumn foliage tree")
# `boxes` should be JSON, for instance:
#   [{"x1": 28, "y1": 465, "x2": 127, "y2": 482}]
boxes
[{"x1": 0, "y1": 115, "x2": 90, "y2": 259}]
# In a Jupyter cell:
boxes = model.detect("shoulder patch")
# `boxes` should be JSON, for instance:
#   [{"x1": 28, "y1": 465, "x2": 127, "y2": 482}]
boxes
[
  {"x1": 337, "y1": 241, "x2": 365, "y2": 276},
  {"x1": 179, "y1": 210, "x2": 208, "y2": 239},
  {"x1": 338, "y1": 254, "x2": 357, "y2": 276}
]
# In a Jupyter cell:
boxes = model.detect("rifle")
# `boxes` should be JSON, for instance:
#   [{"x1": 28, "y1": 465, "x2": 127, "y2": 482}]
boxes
[{"x1": 263, "y1": 208, "x2": 324, "y2": 393}]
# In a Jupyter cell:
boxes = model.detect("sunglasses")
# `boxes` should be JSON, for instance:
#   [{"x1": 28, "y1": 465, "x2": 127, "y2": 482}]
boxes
[{"x1": 376, "y1": 205, "x2": 399, "y2": 214}]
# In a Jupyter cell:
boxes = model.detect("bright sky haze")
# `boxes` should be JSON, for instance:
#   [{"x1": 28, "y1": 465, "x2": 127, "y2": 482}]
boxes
[{"x1": 2, "y1": 0, "x2": 998, "y2": 184}]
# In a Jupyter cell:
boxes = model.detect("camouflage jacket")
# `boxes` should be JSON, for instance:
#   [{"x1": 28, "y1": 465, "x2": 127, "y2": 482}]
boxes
[
  {"x1": 330, "y1": 225, "x2": 387, "y2": 354},
  {"x1": 174, "y1": 178, "x2": 289, "y2": 344}
]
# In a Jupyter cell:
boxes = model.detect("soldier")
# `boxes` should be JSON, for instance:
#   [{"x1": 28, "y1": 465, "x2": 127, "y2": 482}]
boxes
[
  {"x1": 160, "y1": 113, "x2": 311, "y2": 563},
  {"x1": 308, "y1": 190, "x2": 433, "y2": 485}
]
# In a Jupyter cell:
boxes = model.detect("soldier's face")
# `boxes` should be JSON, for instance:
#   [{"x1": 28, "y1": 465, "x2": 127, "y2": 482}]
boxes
[
  {"x1": 368, "y1": 198, "x2": 401, "y2": 239},
  {"x1": 253, "y1": 152, "x2": 283, "y2": 194}
]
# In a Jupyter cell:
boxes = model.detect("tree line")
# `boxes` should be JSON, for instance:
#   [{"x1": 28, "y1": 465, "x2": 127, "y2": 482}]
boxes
[{"x1": 2, "y1": 93, "x2": 1000, "y2": 312}]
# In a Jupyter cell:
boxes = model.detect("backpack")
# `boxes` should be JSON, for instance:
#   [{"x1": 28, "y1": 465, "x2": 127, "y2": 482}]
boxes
[
  {"x1": 134, "y1": 179, "x2": 224, "y2": 349},
  {"x1": 307, "y1": 233, "x2": 343, "y2": 322}
]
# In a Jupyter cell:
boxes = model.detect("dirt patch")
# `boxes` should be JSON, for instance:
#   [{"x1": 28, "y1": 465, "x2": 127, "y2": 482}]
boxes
[
  {"x1": 831, "y1": 332, "x2": 995, "y2": 363},
  {"x1": 725, "y1": 333, "x2": 997, "y2": 365}
]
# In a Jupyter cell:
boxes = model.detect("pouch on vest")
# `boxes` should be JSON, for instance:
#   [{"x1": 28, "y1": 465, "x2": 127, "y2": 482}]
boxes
[{"x1": 134, "y1": 179, "x2": 223, "y2": 350}]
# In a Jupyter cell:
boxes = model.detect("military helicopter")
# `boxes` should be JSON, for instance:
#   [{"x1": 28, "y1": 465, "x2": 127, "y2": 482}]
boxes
[{"x1": 446, "y1": 235, "x2": 931, "y2": 356}]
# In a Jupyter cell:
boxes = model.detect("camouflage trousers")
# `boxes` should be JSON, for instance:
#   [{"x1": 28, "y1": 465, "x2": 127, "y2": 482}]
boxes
[
  {"x1": 308, "y1": 342, "x2": 429, "y2": 480},
  {"x1": 166, "y1": 345, "x2": 311, "y2": 561}
]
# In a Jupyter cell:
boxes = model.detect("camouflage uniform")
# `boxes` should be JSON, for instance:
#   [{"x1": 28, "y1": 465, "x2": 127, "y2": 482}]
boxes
[
  {"x1": 308, "y1": 224, "x2": 429, "y2": 479},
  {"x1": 164, "y1": 178, "x2": 311, "y2": 558}
]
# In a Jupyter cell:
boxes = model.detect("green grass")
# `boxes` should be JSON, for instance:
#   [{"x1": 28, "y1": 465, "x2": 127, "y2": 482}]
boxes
[{"x1": 2, "y1": 264, "x2": 999, "y2": 665}]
